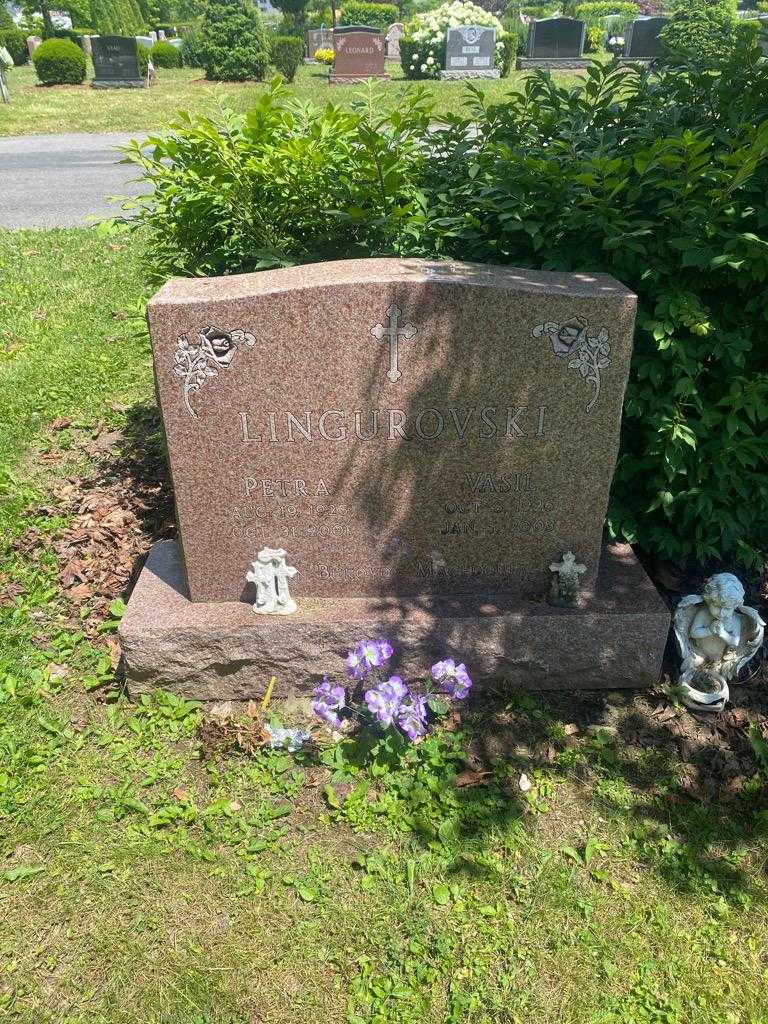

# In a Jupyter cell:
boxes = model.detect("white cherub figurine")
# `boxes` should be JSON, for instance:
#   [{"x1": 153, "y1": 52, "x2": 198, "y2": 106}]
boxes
[
  {"x1": 674, "y1": 572, "x2": 765, "y2": 711},
  {"x1": 246, "y1": 547, "x2": 298, "y2": 615}
]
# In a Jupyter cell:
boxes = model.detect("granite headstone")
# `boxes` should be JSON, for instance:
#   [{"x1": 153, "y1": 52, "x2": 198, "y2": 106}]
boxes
[
  {"x1": 525, "y1": 16, "x2": 586, "y2": 60},
  {"x1": 330, "y1": 25, "x2": 388, "y2": 83},
  {"x1": 622, "y1": 16, "x2": 668, "y2": 60},
  {"x1": 92, "y1": 35, "x2": 146, "y2": 88},
  {"x1": 122, "y1": 258, "x2": 670, "y2": 697},
  {"x1": 307, "y1": 27, "x2": 333, "y2": 57},
  {"x1": 385, "y1": 22, "x2": 404, "y2": 59},
  {"x1": 441, "y1": 24, "x2": 500, "y2": 79}
]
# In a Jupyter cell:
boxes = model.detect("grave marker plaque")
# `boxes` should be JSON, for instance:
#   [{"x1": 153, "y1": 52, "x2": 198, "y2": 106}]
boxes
[{"x1": 441, "y1": 25, "x2": 500, "y2": 79}]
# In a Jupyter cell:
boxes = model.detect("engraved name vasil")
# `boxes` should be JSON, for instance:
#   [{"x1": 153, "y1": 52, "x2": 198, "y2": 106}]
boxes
[{"x1": 239, "y1": 405, "x2": 547, "y2": 443}]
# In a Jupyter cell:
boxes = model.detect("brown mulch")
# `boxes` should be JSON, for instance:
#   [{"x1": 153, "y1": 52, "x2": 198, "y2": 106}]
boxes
[{"x1": 4, "y1": 407, "x2": 768, "y2": 798}]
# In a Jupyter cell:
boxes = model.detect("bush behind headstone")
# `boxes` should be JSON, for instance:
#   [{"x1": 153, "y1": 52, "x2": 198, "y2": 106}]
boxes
[
  {"x1": 151, "y1": 39, "x2": 182, "y2": 66},
  {"x1": 200, "y1": 0, "x2": 270, "y2": 81},
  {"x1": 270, "y1": 35, "x2": 303, "y2": 81},
  {"x1": 339, "y1": 1, "x2": 399, "y2": 31},
  {"x1": 32, "y1": 37, "x2": 87, "y2": 84},
  {"x1": 0, "y1": 27, "x2": 28, "y2": 65}
]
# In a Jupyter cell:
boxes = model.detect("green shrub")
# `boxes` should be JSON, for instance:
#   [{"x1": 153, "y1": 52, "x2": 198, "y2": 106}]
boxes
[
  {"x1": 137, "y1": 42, "x2": 151, "y2": 75},
  {"x1": 180, "y1": 27, "x2": 206, "y2": 67},
  {"x1": 0, "y1": 27, "x2": 28, "y2": 66},
  {"x1": 340, "y1": 1, "x2": 399, "y2": 30},
  {"x1": 200, "y1": 0, "x2": 270, "y2": 81},
  {"x1": 0, "y1": 4, "x2": 14, "y2": 29},
  {"x1": 126, "y1": 52, "x2": 768, "y2": 570},
  {"x1": 735, "y1": 17, "x2": 763, "y2": 48},
  {"x1": 32, "y1": 37, "x2": 87, "y2": 84},
  {"x1": 499, "y1": 31, "x2": 517, "y2": 75},
  {"x1": 660, "y1": 0, "x2": 737, "y2": 63},
  {"x1": 151, "y1": 39, "x2": 182, "y2": 66},
  {"x1": 584, "y1": 23, "x2": 604, "y2": 50},
  {"x1": 574, "y1": 1, "x2": 639, "y2": 18},
  {"x1": 271, "y1": 35, "x2": 303, "y2": 81}
]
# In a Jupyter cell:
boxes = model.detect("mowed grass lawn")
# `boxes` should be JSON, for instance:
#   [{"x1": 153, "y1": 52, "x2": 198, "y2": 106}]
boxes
[
  {"x1": 2, "y1": 227, "x2": 768, "y2": 1023},
  {"x1": 0, "y1": 61, "x2": 595, "y2": 136}
]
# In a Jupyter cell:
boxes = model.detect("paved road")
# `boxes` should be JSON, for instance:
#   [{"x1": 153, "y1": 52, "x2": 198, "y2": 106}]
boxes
[{"x1": 0, "y1": 132, "x2": 148, "y2": 229}]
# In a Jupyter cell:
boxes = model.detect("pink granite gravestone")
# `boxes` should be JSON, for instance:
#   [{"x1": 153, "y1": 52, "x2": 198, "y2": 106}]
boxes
[
  {"x1": 330, "y1": 25, "x2": 388, "y2": 83},
  {"x1": 121, "y1": 258, "x2": 669, "y2": 698}
]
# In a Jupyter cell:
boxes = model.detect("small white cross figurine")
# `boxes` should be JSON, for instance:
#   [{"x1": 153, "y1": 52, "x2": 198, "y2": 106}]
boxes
[
  {"x1": 247, "y1": 547, "x2": 298, "y2": 615},
  {"x1": 549, "y1": 551, "x2": 587, "y2": 606}
]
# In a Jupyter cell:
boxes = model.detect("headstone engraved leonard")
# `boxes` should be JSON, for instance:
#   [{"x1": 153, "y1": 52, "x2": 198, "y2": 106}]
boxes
[
  {"x1": 92, "y1": 35, "x2": 146, "y2": 88},
  {"x1": 306, "y1": 27, "x2": 333, "y2": 58},
  {"x1": 622, "y1": 16, "x2": 668, "y2": 60},
  {"x1": 385, "y1": 22, "x2": 404, "y2": 59},
  {"x1": 330, "y1": 25, "x2": 388, "y2": 83},
  {"x1": 518, "y1": 16, "x2": 588, "y2": 68},
  {"x1": 121, "y1": 258, "x2": 670, "y2": 699},
  {"x1": 441, "y1": 24, "x2": 500, "y2": 80}
]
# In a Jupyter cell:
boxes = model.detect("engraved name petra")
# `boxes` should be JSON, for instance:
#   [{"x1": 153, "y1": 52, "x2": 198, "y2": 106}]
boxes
[{"x1": 239, "y1": 406, "x2": 547, "y2": 443}]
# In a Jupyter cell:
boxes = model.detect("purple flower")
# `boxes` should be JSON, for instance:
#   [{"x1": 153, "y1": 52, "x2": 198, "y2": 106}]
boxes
[
  {"x1": 364, "y1": 675, "x2": 408, "y2": 727},
  {"x1": 431, "y1": 658, "x2": 472, "y2": 700},
  {"x1": 311, "y1": 678, "x2": 346, "y2": 729},
  {"x1": 345, "y1": 639, "x2": 394, "y2": 679},
  {"x1": 397, "y1": 695, "x2": 428, "y2": 741}
]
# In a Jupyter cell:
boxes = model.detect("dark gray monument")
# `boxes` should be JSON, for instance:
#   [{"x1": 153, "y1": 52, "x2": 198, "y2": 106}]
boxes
[
  {"x1": 441, "y1": 24, "x2": 499, "y2": 79},
  {"x1": 622, "y1": 16, "x2": 668, "y2": 61},
  {"x1": 518, "y1": 16, "x2": 588, "y2": 69},
  {"x1": 92, "y1": 35, "x2": 146, "y2": 88},
  {"x1": 306, "y1": 27, "x2": 333, "y2": 59}
]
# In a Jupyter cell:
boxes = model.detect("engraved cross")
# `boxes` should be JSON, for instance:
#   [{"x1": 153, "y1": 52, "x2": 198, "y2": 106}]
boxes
[{"x1": 371, "y1": 304, "x2": 417, "y2": 384}]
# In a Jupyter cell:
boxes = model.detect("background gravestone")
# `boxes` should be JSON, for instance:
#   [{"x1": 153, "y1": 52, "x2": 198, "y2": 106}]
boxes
[
  {"x1": 441, "y1": 25, "x2": 500, "y2": 79},
  {"x1": 92, "y1": 35, "x2": 146, "y2": 88},
  {"x1": 306, "y1": 27, "x2": 333, "y2": 58},
  {"x1": 385, "y1": 22, "x2": 404, "y2": 59},
  {"x1": 122, "y1": 258, "x2": 670, "y2": 698},
  {"x1": 519, "y1": 16, "x2": 588, "y2": 67},
  {"x1": 330, "y1": 25, "x2": 388, "y2": 83},
  {"x1": 622, "y1": 16, "x2": 668, "y2": 60}
]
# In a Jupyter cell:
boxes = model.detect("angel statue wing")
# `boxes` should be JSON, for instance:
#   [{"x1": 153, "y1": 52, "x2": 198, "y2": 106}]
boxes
[
  {"x1": 673, "y1": 594, "x2": 705, "y2": 672},
  {"x1": 732, "y1": 605, "x2": 766, "y2": 678}
]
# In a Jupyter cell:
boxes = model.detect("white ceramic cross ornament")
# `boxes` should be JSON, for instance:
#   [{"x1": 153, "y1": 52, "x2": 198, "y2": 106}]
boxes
[
  {"x1": 549, "y1": 551, "x2": 587, "y2": 606},
  {"x1": 246, "y1": 547, "x2": 298, "y2": 615},
  {"x1": 371, "y1": 304, "x2": 417, "y2": 384}
]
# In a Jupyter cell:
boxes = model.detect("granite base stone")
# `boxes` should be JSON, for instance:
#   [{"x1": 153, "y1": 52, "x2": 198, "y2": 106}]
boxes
[
  {"x1": 120, "y1": 539, "x2": 670, "y2": 701},
  {"x1": 517, "y1": 57, "x2": 592, "y2": 69},
  {"x1": 329, "y1": 73, "x2": 390, "y2": 84},
  {"x1": 440, "y1": 69, "x2": 500, "y2": 80},
  {"x1": 92, "y1": 79, "x2": 147, "y2": 88}
]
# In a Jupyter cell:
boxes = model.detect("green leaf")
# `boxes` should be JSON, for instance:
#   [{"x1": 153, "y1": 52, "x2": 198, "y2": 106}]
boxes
[
  {"x1": 431, "y1": 883, "x2": 451, "y2": 906},
  {"x1": 4, "y1": 865, "x2": 46, "y2": 882}
]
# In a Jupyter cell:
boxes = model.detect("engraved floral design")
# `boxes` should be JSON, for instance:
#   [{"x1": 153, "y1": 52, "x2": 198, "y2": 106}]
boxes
[
  {"x1": 532, "y1": 318, "x2": 611, "y2": 413},
  {"x1": 174, "y1": 325, "x2": 255, "y2": 418}
]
